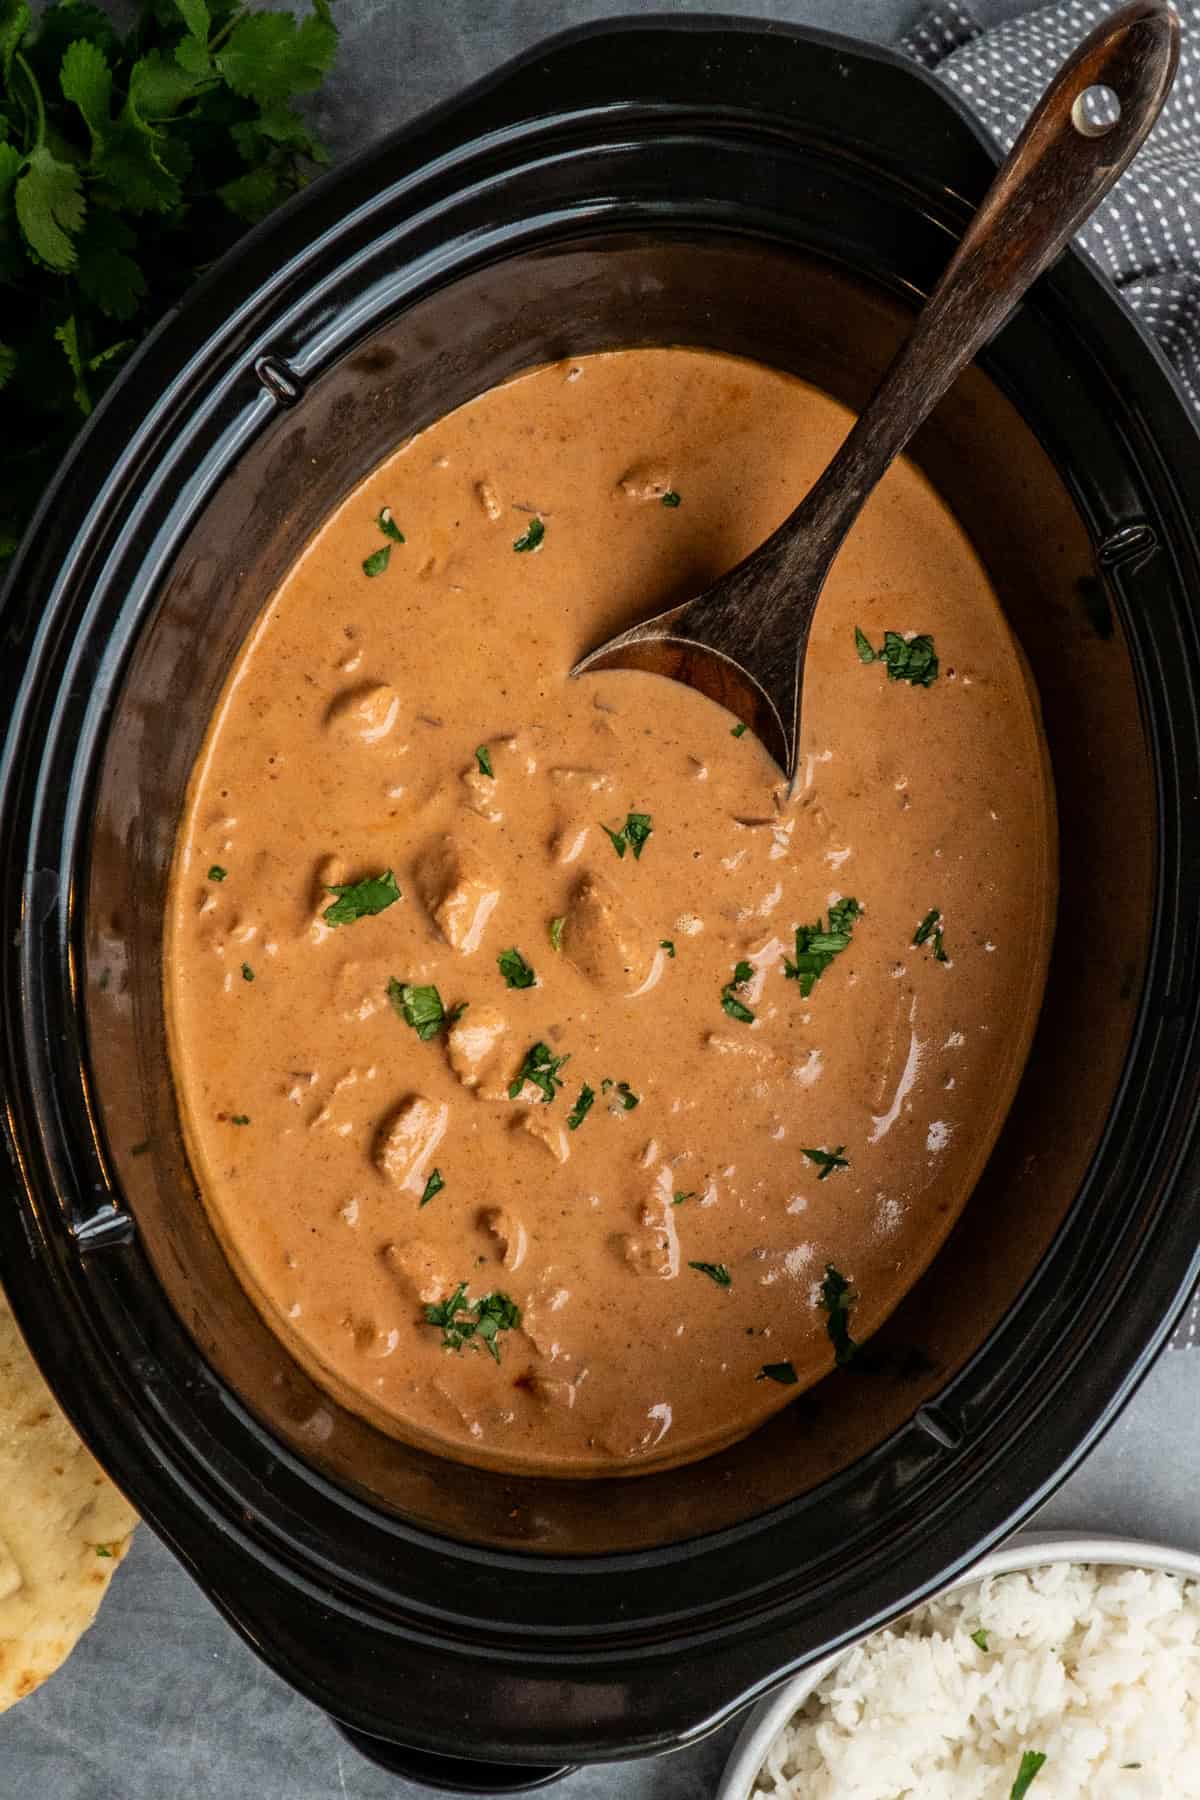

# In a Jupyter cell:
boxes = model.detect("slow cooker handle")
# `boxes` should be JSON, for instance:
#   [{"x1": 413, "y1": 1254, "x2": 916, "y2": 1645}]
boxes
[{"x1": 332, "y1": 1721, "x2": 575, "y2": 1793}]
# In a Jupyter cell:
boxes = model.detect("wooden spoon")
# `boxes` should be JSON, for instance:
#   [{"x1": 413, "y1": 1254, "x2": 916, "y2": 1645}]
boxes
[{"x1": 571, "y1": 0, "x2": 1179, "y2": 786}]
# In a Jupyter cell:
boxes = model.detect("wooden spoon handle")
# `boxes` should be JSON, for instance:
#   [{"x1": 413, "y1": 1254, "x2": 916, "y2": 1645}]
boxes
[{"x1": 791, "y1": 0, "x2": 1180, "y2": 566}]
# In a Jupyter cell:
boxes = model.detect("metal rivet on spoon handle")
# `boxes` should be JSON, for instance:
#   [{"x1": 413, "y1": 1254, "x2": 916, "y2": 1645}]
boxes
[{"x1": 571, "y1": 0, "x2": 1179, "y2": 788}]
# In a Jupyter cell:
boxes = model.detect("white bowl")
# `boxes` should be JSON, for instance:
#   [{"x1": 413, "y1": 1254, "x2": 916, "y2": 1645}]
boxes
[{"x1": 717, "y1": 1530, "x2": 1200, "y2": 1800}]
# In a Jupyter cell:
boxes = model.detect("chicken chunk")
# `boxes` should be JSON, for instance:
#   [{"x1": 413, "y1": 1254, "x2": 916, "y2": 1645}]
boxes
[
  {"x1": 374, "y1": 1096, "x2": 449, "y2": 1192},
  {"x1": 383, "y1": 1239, "x2": 452, "y2": 1306},
  {"x1": 565, "y1": 872, "x2": 653, "y2": 993},
  {"x1": 324, "y1": 682, "x2": 401, "y2": 745},
  {"x1": 480, "y1": 1206, "x2": 528, "y2": 1271},
  {"x1": 611, "y1": 1200, "x2": 679, "y2": 1278},
  {"x1": 515, "y1": 1109, "x2": 570, "y2": 1164},
  {"x1": 461, "y1": 766, "x2": 502, "y2": 823},
  {"x1": 617, "y1": 461, "x2": 673, "y2": 502},
  {"x1": 416, "y1": 836, "x2": 500, "y2": 953},
  {"x1": 446, "y1": 1004, "x2": 509, "y2": 1092}
]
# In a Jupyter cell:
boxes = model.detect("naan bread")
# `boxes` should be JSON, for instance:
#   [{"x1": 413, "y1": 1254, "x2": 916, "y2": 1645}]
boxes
[{"x1": 0, "y1": 1285, "x2": 137, "y2": 1711}]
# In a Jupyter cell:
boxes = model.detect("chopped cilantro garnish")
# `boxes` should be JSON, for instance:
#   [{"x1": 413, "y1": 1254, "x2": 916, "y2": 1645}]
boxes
[
  {"x1": 601, "y1": 811, "x2": 654, "y2": 860},
  {"x1": 688, "y1": 1261, "x2": 731, "y2": 1288},
  {"x1": 509, "y1": 1042, "x2": 569, "y2": 1103},
  {"x1": 800, "y1": 1145, "x2": 849, "y2": 1180},
  {"x1": 971, "y1": 1629, "x2": 990, "y2": 1652},
  {"x1": 323, "y1": 869, "x2": 401, "y2": 926},
  {"x1": 721, "y1": 959, "x2": 755, "y2": 1023},
  {"x1": 614, "y1": 1080, "x2": 639, "y2": 1111},
  {"x1": 241, "y1": 962, "x2": 254, "y2": 982},
  {"x1": 420, "y1": 1168, "x2": 444, "y2": 1208},
  {"x1": 672, "y1": 1190, "x2": 697, "y2": 1206},
  {"x1": 757, "y1": 1361, "x2": 798, "y2": 1385},
  {"x1": 230, "y1": 1114, "x2": 250, "y2": 1127},
  {"x1": 498, "y1": 947, "x2": 536, "y2": 989},
  {"x1": 566, "y1": 1084, "x2": 595, "y2": 1130},
  {"x1": 475, "y1": 744, "x2": 494, "y2": 778},
  {"x1": 783, "y1": 897, "x2": 861, "y2": 996},
  {"x1": 660, "y1": 939, "x2": 676, "y2": 957},
  {"x1": 730, "y1": 721, "x2": 748, "y2": 737},
  {"x1": 513, "y1": 517, "x2": 545, "y2": 553},
  {"x1": 388, "y1": 978, "x2": 453, "y2": 1041},
  {"x1": 377, "y1": 506, "x2": 405, "y2": 544},
  {"x1": 661, "y1": 490, "x2": 681, "y2": 508},
  {"x1": 856, "y1": 629, "x2": 939, "y2": 686},
  {"x1": 207, "y1": 864, "x2": 227, "y2": 882},
  {"x1": 1009, "y1": 1752, "x2": 1047, "y2": 1800},
  {"x1": 820, "y1": 1264, "x2": 860, "y2": 1366},
  {"x1": 913, "y1": 907, "x2": 949, "y2": 962},
  {"x1": 362, "y1": 545, "x2": 390, "y2": 578},
  {"x1": 425, "y1": 1285, "x2": 521, "y2": 1363},
  {"x1": 95, "y1": 1545, "x2": 114, "y2": 1558}
]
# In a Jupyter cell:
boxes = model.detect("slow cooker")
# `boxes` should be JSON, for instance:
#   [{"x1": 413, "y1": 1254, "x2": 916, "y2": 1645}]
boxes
[{"x1": 3, "y1": 16, "x2": 1200, "y2": 1789}]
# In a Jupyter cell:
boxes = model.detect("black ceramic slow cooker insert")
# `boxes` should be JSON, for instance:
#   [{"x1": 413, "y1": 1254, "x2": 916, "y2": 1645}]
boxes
[{"x1": 3, "y1": 17, "x2": 1200, "y2": 1785}]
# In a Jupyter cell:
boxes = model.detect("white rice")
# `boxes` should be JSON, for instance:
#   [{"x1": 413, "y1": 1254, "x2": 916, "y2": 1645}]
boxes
[{"x1": 752, "y1": 1563, "x2": 1200, "y2": 1798}]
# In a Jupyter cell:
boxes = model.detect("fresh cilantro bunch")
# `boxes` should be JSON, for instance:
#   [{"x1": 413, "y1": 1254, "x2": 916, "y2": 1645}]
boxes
[{"x1": 0, "y1": 0, "x2": 339, "y2": 562}]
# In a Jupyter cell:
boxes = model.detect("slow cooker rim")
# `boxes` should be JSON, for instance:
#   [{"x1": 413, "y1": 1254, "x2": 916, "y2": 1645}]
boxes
[{"x1": 2, "y1": 15, "x2": 1200, "y2": 1762}]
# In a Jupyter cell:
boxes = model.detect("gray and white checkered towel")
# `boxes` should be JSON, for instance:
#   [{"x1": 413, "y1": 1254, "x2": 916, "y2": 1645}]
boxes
[{"x1": 903, "y1": 1, "x2": 1199, "y2": 1349}]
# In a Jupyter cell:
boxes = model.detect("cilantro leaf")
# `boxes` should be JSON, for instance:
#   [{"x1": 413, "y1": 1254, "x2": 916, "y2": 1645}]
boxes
[
  {"x1": 602, "y1": 811, "x2": 653, "y2": 859},
  {"x1": 731, "y1": 720, "x2": 748, "y2": 737},
  {"x1": 1009, "y1": 1753, "x2": 1047, "y2": 1800},
  {"x1": 508, "y1": 1041, "x2": 568, "y2": 1103},
  {"x1": 971, "y1": 1628, "x2": 990, "y2": 1652},
  {"x1": 207, "y1": 864, "x2": 226, "y2": 881},
  {"x1": 783, "y1": 897, "x2": 861, "y2": 996},
  {"x1": 76, "y1": 209, "x2": 146, "y2": 320},
  {"x1": 498, "y1": 947, "x2": 535, "y2": 989},
  {"x1": 420, "y1": 1168, "x2": 444, "y2": 1208},
  {"x1": 913, "y1": 907, "x2": 949, "y2": 962},
  {"x1": 474, "y1": 744, "x2": 494, "y2": 778},
  {"x1": 361, "y1": 544, "x2": 390, "y2": 577},
  {"x1": 388, "y1": 978, "x2": 449, "y2": 1041},
  {"x1": 757, "y1": 1361, "x2": 798, "y2": 1385},
  {"x1": 323, "y1": 869, "x2": 400, "y2": 926},
  {"x1": 800, "y1": 1145, "x2": 849, "y2": 1180},
  {"x1": 672, "y1": 1190, "x2": 696, "y2": 1205},
  {"x1": 819, "y1": 1264, "x2": 860, "y2": 1366},
  {"x1": 612, "y1": 1080, "x2": 638, "y2": 1111},
  {"x1": 215, "y1": 1, "x2": 336, "y2": 104},
  {"x1": 721, "y1": 959, "x2": 755, "y2": 1023},
  {"x1": 54, "y1": 317, "x2": 90, "y2": 414},
  {"x1": 16, "y1": 144, "x2": 85, "y2": 270},
  {"x1": 240, "y1": 961, "x2": 253, "y2": 982},
  {"x1": 566, "y1": 1083, "x2": 594, "y2": 1130},
  {"x1": 881, "y1": 631, "x2": 938, "y2": 686},
  {"x1": 0, "y1": 5, "x2": 31, "y2": 85},
  {"x1": 59, "y1": 38, "x2": 112, "y2": 154},
  {"x1": 660, "y1": 938, "x2": 675, "y2": 957},
  {"x1": 513, "y1": 515, "x2": 544, "y2": 553},
  {"x1": 854, "y1": 626, "x2": 876, "y2": 664},
  {"x1": 230, "y1": 1113, "x2": 250, "y2": 1126},
  {"x1": 377, "y1": 505, "x2": 404, "y2": 544},
  {"x1": 688, "y1": 1261, "x2": 731, "y2": 1288},
  {"x1": 661, "y1": 489, "x2": 681, "y2": 507},
  {"x1": 425, "y1": 1284, "x2": 521, "y2": 1362}
]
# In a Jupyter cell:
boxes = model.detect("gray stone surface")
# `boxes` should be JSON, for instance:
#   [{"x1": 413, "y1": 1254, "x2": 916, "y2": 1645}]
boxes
[{"x1": 2, "y1": 2, "x2": 1195, "y2": 1796}]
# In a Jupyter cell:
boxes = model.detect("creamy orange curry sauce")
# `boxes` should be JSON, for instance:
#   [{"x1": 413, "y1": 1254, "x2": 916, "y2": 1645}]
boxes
[{"x1": 166, "y1": 349, "x2": 1055, "y2": 1476}]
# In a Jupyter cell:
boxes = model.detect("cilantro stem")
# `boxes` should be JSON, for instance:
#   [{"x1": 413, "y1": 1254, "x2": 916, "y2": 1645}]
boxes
[
  {"x1": 207, "y1": 8, "x2": 247, "y2": 54},
  {"x1": 14, "y1": 54, "x2": 45, "y2": 148}
]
